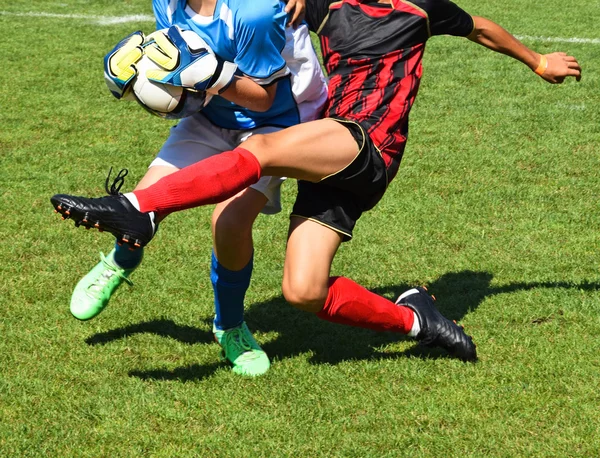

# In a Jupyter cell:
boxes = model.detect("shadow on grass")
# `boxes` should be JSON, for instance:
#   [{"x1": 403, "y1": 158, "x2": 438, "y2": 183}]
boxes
[
  {"x1": 86, "y1": 319, "x2": 213, "y2": 346},
  {"x1": 86, "y1": 270, "x2": 600, "y2": 382}
]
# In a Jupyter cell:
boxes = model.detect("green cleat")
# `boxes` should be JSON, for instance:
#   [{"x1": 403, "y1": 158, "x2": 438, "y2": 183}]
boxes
[
  {"x1": 213, "y1": 322, "x2": 270, "y2": 376},
  {"x1": 70, "y1": 251, "x2": 134, "y2": 321}
]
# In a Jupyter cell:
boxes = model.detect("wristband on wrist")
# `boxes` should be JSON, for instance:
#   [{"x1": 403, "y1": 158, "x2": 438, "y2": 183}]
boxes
[{"x1": 534, "y1": 55, "x2": 548, "y2": 76}]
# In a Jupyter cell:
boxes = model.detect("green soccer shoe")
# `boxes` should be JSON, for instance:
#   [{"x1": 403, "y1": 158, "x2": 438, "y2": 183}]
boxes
[
  {"x1": 70, "y1": 251, "x2": 134, "y2": 321},
  {"x1": 213, "y1": 322, "x2": 270, "y2": 376}
]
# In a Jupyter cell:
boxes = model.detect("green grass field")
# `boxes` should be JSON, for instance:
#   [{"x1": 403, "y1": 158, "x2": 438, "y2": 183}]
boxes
[{"x1": 1, "y1": 1, "x2": 599, "y2": 456}]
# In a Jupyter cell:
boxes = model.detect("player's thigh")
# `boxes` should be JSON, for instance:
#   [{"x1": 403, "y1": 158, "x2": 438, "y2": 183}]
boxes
[
  {"x1": 282, "y1": 216, "x2": 343, "y2": 313},
  {"x1": 244, "y1": 119, "x2": 360, "y2": 182}
]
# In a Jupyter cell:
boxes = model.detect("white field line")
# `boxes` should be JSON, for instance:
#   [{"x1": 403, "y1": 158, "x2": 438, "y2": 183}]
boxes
[
  {"x1": 0, "y1": 11, "x2": 154, "y2": 25},
  {"x1": 516, "y1": 35, "x2": 600, "y2": 45},
  {"x1": 1, "y1": 10, "x2": 600, "y2": 44}
]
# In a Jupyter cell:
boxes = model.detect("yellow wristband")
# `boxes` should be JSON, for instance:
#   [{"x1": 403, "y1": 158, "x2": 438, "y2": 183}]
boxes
[{"x1": 534, "y1": 55, "x2": 548, "y2": 76}]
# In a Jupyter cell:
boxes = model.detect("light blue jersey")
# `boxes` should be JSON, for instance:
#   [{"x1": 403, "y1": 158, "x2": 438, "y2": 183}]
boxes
[{"x1": 152, "y1": 0, "x2": 307, "y2": 130}]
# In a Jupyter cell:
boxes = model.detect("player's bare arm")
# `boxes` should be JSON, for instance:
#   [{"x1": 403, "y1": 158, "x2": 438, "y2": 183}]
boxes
[
  {"x1": 220, "y1": 78, "x2": 278, "y2": 113},
  {"x1": 467, "y1": 16, "x2": 582, "y2": 84},
  {"x1": 144, "y1": 27, "x2": 279, "y2": 113}
]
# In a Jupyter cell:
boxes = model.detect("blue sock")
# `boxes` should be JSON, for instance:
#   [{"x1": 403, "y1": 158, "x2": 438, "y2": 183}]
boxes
[
  {"x1": 111, "y1": 242, "x2": 144, "y2": 270},
  {"x1": 211, "y1": 250, "x2": 253, "y2": 331}
]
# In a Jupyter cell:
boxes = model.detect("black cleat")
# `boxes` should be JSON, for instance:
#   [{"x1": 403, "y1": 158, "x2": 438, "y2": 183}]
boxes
[
  {"x1": 51, "y1": 169, "x2": 156, "y2": 249},
  {"x1": 397, "y1": 287, "x2": 477, "y2": 362},
  {"x1": 51, "y1": 193, "x2": 156, "y2": 249}
]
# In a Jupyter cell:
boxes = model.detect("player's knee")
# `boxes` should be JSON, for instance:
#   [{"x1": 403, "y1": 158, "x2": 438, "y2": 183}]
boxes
[
  {"x1": 243, "y1": 134, "x2": 277, "y2": 165},
  {"x1": 212, "y1": 209, "x2": 253, "y2": 240},
  {"x1": 281, "y1": 275, "x2": 328, "y2": 314},
  {"x1": 244, "y1": 133, "x2": 268, "y2": 150}
]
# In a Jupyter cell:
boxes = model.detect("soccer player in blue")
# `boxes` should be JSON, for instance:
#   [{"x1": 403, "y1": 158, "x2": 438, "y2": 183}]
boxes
[{"x1": 69, "y1": 0, "x2": 327, "y2": 376}]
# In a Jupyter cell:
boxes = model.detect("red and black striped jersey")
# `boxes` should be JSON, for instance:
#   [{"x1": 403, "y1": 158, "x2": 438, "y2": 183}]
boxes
[{"x1": 305, "y1": 0, "x2": 474, "y2": 181}]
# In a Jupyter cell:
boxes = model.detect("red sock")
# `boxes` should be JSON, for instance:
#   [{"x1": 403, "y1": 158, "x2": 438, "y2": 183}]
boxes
[
  {"x1": 133, "y1": 147, "x2": 262, "y2": 213},
  {"x1": 316, "y1": 277, "x2": 414, "y2": 334}
]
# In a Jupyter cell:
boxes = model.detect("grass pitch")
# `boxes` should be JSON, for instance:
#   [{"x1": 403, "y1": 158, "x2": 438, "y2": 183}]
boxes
[{"x1": 1, "y1": 1, "x2": 599, "y2": 456}]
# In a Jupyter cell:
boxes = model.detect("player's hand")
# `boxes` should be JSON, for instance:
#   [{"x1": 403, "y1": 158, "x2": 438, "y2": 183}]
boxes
[
  {"x1": 538, "y1": 52, "x2": 582, "y2": 84},
  {"x1": 144, "y1": 26, "x2": 238, "y2": 95},
  {"x1": 103, "y1": 31, "x2": 145, "y2": 99},
  {"x1": 284, "y1": 0, "x2": 305, "y2": 28}
]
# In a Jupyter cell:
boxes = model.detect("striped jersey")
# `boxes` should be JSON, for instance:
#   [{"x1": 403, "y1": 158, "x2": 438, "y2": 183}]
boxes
[{"x1": 305, "y1": 0, "x2": 474, "y2": 181}]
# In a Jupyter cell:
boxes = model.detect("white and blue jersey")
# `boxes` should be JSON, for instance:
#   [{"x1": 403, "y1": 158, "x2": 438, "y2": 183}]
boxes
[{"x1": 152, "y1": 0, "x2": 327, "y2": 130}]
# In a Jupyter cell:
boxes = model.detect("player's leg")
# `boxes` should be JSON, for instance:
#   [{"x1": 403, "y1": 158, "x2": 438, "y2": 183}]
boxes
[
  {"x1": 282, "y1": 217, "x2": 417, "y2": 336},
  {"x1": 281, "y1": 216, "x2": 343, "y2": 313},
  {"x1": 281, "y1": 124, "x2": 477, "y2": 360},
  {"x1": 210, "y1": 188, "x2": 271, "y2": 376},
  {"x1": 69, "y1": 165, "x2": 177, "y2": 320},
  {"x1": 50, "y1": 119, "x2": 359, "y2": 245},
  {"x1": 283, "y1": 217, "x2": 477, "y2": 361},
  {"x1": 67, "y1": 114, "x2": 224, "y2": 320},
  {"x1": 127, "y1": 118, "x2": 359, "y2": 214},
  {"x1": 244, "y1": 118, "x2": 359, "y2": 182},
  {"x1": 207, "y1": 124, "x2": 284, "y2": 377}
]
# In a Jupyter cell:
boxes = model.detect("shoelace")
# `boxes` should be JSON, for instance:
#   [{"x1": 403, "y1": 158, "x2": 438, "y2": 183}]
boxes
[
  {"x1": 104, "y1": 167, "x2": 158, "y2": 236},
  {"x1": 105, "y1": 167, "x2": 129, "y2": 195},
  {"x1": 87, "y1": 253, "x2": 133, "y2": 297},
  {"x1": 222, "y1": 327, "x2": 258, "y2": 359}
]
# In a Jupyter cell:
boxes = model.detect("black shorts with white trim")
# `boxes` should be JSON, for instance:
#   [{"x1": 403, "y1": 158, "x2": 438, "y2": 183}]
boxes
[{"x1": 290, "y1": 118, "x2": 389, "y2": 241}]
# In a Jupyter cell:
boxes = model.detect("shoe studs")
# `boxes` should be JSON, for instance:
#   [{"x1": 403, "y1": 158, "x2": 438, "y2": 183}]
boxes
[
  {"x1": 118, "y1": 235, "x2": 142, "y2": 250},
  {"x1": 51, "y1": 197, "x2": 149, "y2": 250},
  {"x1": 55, "y1": 204, "x2": 72, "y2": 220}
]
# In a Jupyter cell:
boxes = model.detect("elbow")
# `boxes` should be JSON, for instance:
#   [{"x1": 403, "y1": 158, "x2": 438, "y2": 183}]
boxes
[
  {"x1": 252, "y1": 102, "x2": 273, "y2": 113},
  {"x1": 252, "y1": 95, "x2": 276, "y2": 113},
  {"x1": 254, "y1": 81, "x2": 278, "y2": 112}
]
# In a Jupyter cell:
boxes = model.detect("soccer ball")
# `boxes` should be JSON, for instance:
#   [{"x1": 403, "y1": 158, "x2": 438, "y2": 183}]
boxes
[
  {"x1": 132, "y1": 53, "x2": 212, "y2": 119},
  {"x1": 131, "y1": 30, "x2": 213, "y2": 120}
]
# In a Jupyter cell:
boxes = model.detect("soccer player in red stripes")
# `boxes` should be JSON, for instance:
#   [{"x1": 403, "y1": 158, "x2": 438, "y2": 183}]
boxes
[{"x1": 52, "y1": 0, "x2": 582, "y2": 363}]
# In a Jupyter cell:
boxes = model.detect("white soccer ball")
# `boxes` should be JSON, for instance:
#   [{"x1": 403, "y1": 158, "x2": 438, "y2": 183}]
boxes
[{"x1": 132, "y1": 52, "x2": 212, "y2": 119}]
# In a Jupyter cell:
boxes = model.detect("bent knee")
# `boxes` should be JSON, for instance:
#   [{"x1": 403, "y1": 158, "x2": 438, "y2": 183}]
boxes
[
  {"x1": 243, "y1": 133, "x2": 270, "y2": 151},
  {"x1": 242, "y1": 134, "x2": 280, "y2": 166},
  {"x1": 212, "y1": 207, "x2": 254, "y2": 238},
  {"x1": 282, "y1": 277, "x2": 328, "y2": 314}
]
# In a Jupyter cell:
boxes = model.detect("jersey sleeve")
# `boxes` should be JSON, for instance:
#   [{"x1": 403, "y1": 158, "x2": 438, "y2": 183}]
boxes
[
  {"x1": 233, "y1": 0, "x2": 288, "y2": 83},
  {"x1": 152, "y1": 0, "x2": 174, "y2": 30},
  {"x1": 419, "y1": 0, "x2": 474, "y2": 37}
]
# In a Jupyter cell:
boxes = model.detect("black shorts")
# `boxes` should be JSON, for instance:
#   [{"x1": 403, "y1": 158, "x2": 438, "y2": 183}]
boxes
[{"x1": 291, "y1": 118, "x2": 389, "y2": 241}]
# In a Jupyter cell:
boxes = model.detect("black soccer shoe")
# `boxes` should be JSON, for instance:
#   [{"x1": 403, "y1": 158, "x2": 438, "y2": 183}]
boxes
[
  {"x1": 51, "y1": 193, "x2": 156, "y2": 249},
  {"x1": 397, "y1": 287, "x2": 477, "y2": 362}
]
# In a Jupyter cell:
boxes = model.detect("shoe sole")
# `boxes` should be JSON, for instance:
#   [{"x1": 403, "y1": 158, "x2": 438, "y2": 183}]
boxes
[{"x1": 51, "y1": 198, "x2": 143, "y2": 250}]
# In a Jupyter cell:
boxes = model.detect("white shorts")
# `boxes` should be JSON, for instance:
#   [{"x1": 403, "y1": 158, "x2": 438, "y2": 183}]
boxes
[{"x1": 150, "y1": 113, "x2": 285, "y2": 214}]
